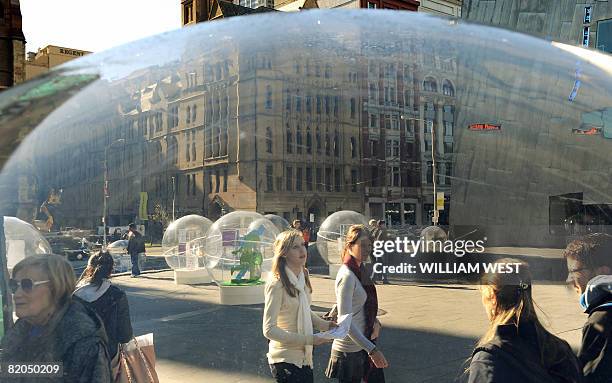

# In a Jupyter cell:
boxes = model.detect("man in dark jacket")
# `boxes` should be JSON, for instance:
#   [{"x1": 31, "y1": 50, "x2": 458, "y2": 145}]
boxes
[
  {"x1": 564, "y1": 233, "x2": 612, "y2": 383},
  {"x1": 126, "y1": 223, "x2": 145, "y2": 278}
]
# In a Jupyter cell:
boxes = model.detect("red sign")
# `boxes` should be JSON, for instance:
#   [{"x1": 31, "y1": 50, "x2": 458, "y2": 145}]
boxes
[
  {"x1": 572, "y1": 127, "x2": 601, "y2": 135},
  {"x1": 468, "y1": 123, "x2": 501, "y2": 131}
]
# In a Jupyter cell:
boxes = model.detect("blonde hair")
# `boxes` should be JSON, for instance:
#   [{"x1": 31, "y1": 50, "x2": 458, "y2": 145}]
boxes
[
  {"x1": 341, "y1": 224, "x2": 371, "y2": 263},
  {"x1": 12, "y1": 254, "x2": 76, "y2": 308},
  {"x1": 271, "y1": 229, "x2": 312, "y2": 297}
]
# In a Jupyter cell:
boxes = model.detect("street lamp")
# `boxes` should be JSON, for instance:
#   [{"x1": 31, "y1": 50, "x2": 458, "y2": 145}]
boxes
[{"x1": 103, "y1": 139, "x2": 125, "y2": 248}]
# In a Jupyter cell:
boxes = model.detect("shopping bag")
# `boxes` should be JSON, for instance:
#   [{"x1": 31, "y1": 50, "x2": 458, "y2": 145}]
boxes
[{"x1": 114, "y1": 333, "x2": 159, "y2": 383}]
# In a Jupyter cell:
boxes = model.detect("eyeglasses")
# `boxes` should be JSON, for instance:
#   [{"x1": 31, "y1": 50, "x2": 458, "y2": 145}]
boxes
[
  {"x1": 9, "y1": 278, "x2": 50, "y2": 294},
  {"x1": 566, "y1": 267, "x2": 589, "y2": 283}
]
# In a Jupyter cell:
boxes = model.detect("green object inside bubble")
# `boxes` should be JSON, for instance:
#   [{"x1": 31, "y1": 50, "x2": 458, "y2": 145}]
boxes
[{"x1": 18, "y1": 74, "x2": 98, "y2": 102}]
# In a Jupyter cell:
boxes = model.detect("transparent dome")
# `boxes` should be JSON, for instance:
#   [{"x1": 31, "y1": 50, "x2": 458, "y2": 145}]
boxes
[
  {"x1": 162, "y1": 214, "x2": 213, "y2": 269},
  {"x1": 4, "y1": 217, "x2": 52, "y2": 272},
  {"x1": 203, "y1": 211, "x2": 279, "y2": 285},
  {"x1": 316, "y1": 211, "x2": 368, "y2": 265},
  {"x1": 0, "y1": 10, "x2": 608, "y2": 287},
  {"x1": 264, "y1": 214, "x2": 291, "y2": 232}
]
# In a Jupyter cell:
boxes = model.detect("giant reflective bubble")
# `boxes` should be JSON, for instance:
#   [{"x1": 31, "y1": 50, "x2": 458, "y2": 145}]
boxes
[
  {"x1": 203, "y1": 211, "x2": 279, "y2": 285},
  {"x1": 316, "y1": 210, "x2": 369, "y2": 265},
  {"x1": 3, "y1": 217, "x2": 52, "y2": 272},
  {"x1": 163, "y1": 214, "x2": 213, "y2": 269},
  {"x1": 0, "y1": 10, "x2": 610, "y2": 287}
]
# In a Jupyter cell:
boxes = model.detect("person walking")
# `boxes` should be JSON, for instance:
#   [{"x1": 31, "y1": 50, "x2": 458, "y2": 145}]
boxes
[
  {"x1": 263, "y1": 229, "x2": 334, "y2": 383},
  {"x1": 326, "y1": 224, "x2": 389, "y2": 383},
  {"x1": 564, "y1": 233, "x2": 612, "y2": 383},
  {"x1": 126, "y1": 223, "x2": 145, "y2": 278},
  {"x1": 1, "y1": 255, "x2": 111, "y2": 382},
  {"x1": 74, "y1": 251, "x2": 133, "y2": 372},
  {"x1": 468, "y1": 258, "x2": 583, "y2": 383}
]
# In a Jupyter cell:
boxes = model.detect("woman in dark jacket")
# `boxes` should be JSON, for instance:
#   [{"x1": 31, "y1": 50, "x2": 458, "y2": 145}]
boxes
[
  {"x1": 468, "y1": 258, "x2": 583, "y2": 383},
  {"x1": 1, "y1": 254, "x2": 110, "y2": 382},
  {"x1": 74, "y1": 251, "x2": 133, "y2": 362}
]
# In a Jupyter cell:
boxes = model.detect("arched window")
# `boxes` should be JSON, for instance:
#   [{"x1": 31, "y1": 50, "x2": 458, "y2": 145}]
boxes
[
  {"x1": 442, "y1": 80, "x2": 454, "y2": 96},
  {"x1": 316, "y1": 127, "x2": 321, "y2": 152},
  {"x1": 266, "y1": 127, "x2": 272, "y2": 153},
  {"x1": 423, "y1": 77, "x2": 438, "y2": 92},
  {"x1": 266, "y1": 85, "x2": 273, "y2": 109},
  {"x1": 186, "y1": 106, "x2": 191, "y2": 124},
  {"x1": 325, "y1": 131, "x2": 331, "y2": 156},
  {"x1": 192, "y1": 105, "x2": 197, "y2": 122}
]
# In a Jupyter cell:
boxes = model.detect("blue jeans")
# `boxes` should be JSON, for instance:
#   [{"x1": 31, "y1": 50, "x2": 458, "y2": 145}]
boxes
[{"x1": 130, "y1": 252, "x2": 140, "y2": 276}]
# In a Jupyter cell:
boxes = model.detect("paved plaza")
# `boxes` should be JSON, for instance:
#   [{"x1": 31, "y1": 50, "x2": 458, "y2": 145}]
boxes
[{"x1": 114, "y1": 267, "x2": 586, "y2": 383}]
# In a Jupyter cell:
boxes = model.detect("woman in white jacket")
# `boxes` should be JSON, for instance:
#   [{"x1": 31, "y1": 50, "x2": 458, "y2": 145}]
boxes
[{"x1": 263, "y1": 229, "x2": 334, "y2": 382}]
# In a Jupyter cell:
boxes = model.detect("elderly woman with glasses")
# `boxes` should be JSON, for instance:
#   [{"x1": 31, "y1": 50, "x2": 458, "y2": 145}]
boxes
[{"x1": 1, "y1": 254, "x2": 111, "y2": 382}]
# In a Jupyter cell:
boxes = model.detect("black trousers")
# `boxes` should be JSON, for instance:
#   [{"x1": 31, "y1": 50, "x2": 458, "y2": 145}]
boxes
[
  {"x1": 130, "y1": 252, "x2": 140, "y2": 276},
  {"x1": 269, "y1": 362, "x2": 313, "y2": 383}
]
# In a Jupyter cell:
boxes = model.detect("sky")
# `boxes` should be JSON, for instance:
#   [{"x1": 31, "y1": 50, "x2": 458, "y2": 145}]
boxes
[{"x1": 20, "y1": 0, "x2": 182, "y2": 54}]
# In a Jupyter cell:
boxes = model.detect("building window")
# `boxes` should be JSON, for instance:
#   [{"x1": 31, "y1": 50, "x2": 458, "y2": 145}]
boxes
[
  {"x1": 316, "y1": 128, "x2": 321, "y2": 152},
  {"x1": 334, "y1": 96, "x2": 339, "y2": 116},
  {"x1": 266, "y1": 127, "x2": 273, "y2": 153},
  {"x1": 388, "y1": 166, "x2": 400, "y2": 187},
  {"x1": 350, "y1": 98, "x2": 356, "y2": 119},
  {"x1": 285, "y1": 89, "x2": 291, "y2": 111},
  {"x1": 391, "y1": 115, "x2": 399, "y2": 130},
  {"x1": 183, "y1": 2, "x2": 193, "y2": 24},
  {"x1": 286, "y1": 167, "x2": 293, "y2": 191},
  {"x1": 296, "y1": 167, "x2": 303, "y2": 191},
  {"x1": 597, "y1": 19, "x2": 612, "y2": 54},
  {"x1": 186, "y1": 174, "x2": 191, "y2": 196},
  {"x1": 444, "y1": 141, "x2": 453, "y2": 153},
  {"x1": 306, "y1": 127, "x2": 312, "y2": 154},
  {"x1": 444, "y1": 121, "x2": 453, "y2": 136},
  {"x1": 223, "y1": 170, "x2": 227, "y2": 192},
  {"x1": 215, "y1": 170, "x2": 220, "y2": 193},
  {"x1": 423, "y1": 77, "x2": 437, "y2": 92},
  {"x1": 370, "y1": 114, "x2": 377, "y2": 128},
  {"x1": 192, "y1": 105, "x2": 197, "y2": 122},
  {"x1": 350, "y1": 137, "x2": 356, "y2": 158},
  {"x1": 334, "y1": 168, "x2": 341, "y2": 192},
  {"x1": 296, "y1": 92, "x2": 302, "y2": 112},
  {"x1": 325, "y1": 132, "x2": 331, "y2": 156},
  {"x1": 286, "y1": 125, "x2": 293, "y2": 154},
  {"x1": 325, "y1": 64, "x2": 331, "y2": 78},
  {"x1": 426, "y1": 162, "x2": 433, "y2": 184},
  {"x1": 351, "y1": 169, "x2": 358, "y2": 192},
  {"x1": 368, "y1": 3, "x2": 377, "y2": 9},
  {"x1": 266, "y1": 85, "x2": 273, "y2": 109},
  {"x1": 316, "y1": 167, "x2": 322, "y2": 192},
  {"x1": 325, "y1": 168, "x2": 332, "y2": 192},
  {"x1": 424, "y1": 140, "x2": 432, "y2": 152},
  {"x1": 296, "y1": 126, "x2": 303, "y2": 154},
  {"x1": 316, "y1": 95, "x2": 322, "y2": 114},
  {"x1": 325, "y1": 96, "x2": 330, "y2": 115},
  {"x1": 316, "y1": 64, "x2": 321, "y2": 77},
  {"x1": 306, "y1": 167, "x2": 313, "y2": 191},
  {"x1": 333, "y1": 131, "x2": 339, "y2": 157},
  {"x1": 442, "y1": 80, "x2": 454, "y2": 96},
  {"x1": 266, "y1": 165, "x2": 273, "y2": 192},
  {"x1": 186, "y1": 106, "x2": 191, "y2": 124},
  {"x1": 371, "y1": 140, "x2": 379, "y2": 157},
  {"x1": 425, "y1": 119, "x2": 434, "y2": 134},
  {"x1": 306, "y1": 95, "x2": 312, "y2": 113}
]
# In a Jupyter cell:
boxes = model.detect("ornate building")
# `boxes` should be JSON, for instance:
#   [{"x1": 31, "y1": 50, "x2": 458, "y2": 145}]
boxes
[{"x1": 0, "y1": 0, "x2": 25, "y2": 90}]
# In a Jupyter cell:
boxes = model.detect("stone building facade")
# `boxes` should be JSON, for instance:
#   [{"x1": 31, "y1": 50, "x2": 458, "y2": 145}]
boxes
[
  {"x1": 462, "y1": 0, "x2": 612, "y2": 54},
  {"x1": 0, "y1": 0, "x2": 25, "y2": 90},
  {"x1": 25, "y1": 45, "x2": 91, "y2": 81}
]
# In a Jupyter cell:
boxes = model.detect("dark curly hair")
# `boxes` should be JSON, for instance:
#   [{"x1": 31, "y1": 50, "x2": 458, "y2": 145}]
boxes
[
  {"x1": 563, "y1": 233, "x2": 612, "y2": 269},
  {"x1": 77, "y1": 251, "x2": 114, "y2": 288}
]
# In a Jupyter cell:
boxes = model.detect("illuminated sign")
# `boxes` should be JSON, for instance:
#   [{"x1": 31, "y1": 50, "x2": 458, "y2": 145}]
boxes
[
  {"x1": 59, "y1": 48, "x2": 87, "y2": 57},
  {"x1": 572, "y1": 127, "x2": 601, "y2": 135},
  {"x1": 468, "y1": 123, "x2": 501, "y2": 131}
]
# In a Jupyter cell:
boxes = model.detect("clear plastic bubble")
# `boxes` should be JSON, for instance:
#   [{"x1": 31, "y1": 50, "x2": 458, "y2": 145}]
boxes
[
  {"x1": 264, "y1": 214, "x2": 291, "y2": 233},
  {"x1": 4, "y1": 217, "x2": 52, "y2": 272},
  {"x1": 203, "y1": 211, "x2": 279, "y2": 285},
  {"x1": 163, "y1": 215, "x2": 213, "y2": 270},
  {"x1": 316, "y1": 211, "x2": 368, "y2": 265}
]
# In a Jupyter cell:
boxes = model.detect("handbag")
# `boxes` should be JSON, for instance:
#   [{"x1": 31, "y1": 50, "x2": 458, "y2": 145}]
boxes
[{"x1": 114, "y1": 333, "x2": 159, "y2": 383}]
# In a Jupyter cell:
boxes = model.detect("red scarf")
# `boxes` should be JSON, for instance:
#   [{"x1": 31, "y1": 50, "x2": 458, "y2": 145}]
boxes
[{"x1": 343, "y1": 255, "x2": 378, "y2": 340}]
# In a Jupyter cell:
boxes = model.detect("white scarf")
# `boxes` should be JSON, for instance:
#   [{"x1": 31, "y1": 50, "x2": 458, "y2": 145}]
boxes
[{"x1": 285, "y1": 266, "x2": 314, "y2": 367}]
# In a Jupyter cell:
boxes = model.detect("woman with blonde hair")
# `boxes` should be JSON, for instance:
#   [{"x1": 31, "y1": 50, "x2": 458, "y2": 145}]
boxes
[
  {"x1": 263, "y1": 229, "x2": 334, "y2": 382},
  {"x1": 468, "y1": 258, "x2": 583, "y2": 383},
  {"x1": 326, "y1": 224, "x2": 388, "y2": 383},
  {"x1": 1, "y1": 254, "x2": 111, "y2": 382}
]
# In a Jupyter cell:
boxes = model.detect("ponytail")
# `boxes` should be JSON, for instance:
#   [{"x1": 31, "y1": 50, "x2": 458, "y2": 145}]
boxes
[{"x1": 77, "y1": 251, "x2": 114, "y2": 288}]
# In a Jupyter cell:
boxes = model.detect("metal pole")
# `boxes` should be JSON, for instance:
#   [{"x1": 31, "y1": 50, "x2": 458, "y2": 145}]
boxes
[
  {"x1": 172, "y1": 176, "x2": 175, "y2": 221},
  {"x1": 431, "y1": 119, "x2": 438, "y2": 226},
  {"x1": 103, "y1": 147, "x2": 108, "y2": 248}
]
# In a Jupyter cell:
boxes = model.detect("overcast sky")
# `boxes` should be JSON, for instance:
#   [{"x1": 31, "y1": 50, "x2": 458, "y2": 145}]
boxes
[{"x1": 20, "y1": 0, "x2": 182, "y2": 54}]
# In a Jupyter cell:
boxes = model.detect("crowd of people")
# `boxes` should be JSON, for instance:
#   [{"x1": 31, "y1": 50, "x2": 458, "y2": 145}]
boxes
[
  {"x1": 0, "y1": 223, "x2": 609, "y2": 382},
  {"x1": 263, "y1": 226, "x2": 612, "y2": 383}
]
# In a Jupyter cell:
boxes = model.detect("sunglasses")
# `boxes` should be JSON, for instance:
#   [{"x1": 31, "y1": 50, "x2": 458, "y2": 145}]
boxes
[{"x1": 9, "y1": 278, "x2": 50, "y2": 294}]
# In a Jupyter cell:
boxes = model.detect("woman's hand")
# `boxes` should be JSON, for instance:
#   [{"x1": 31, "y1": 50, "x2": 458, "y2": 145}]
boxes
[
  {"x1": 369, "y1": 349, "x2": 389, "y2": 368},
  {"x1": 313, "y1": 334, "x2": 332, "y2": 346},
  {"x1": 371, "y1": 319, "x2": 382, "y2": 340}
]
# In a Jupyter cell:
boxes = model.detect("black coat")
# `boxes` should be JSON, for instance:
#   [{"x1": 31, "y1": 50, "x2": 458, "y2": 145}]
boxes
[
  {"x1": 0, "y1": 299, "x2": 111, "y2": 383},
  {"x1": 74, "y1": 284, "x2": 133, "y2": 359},
  {"x1": 468, "y1": 322, "x2": 584, "y2": 383},
  {"x1": 578, "y1": 284, "x2": 612, "y2": 383}
]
